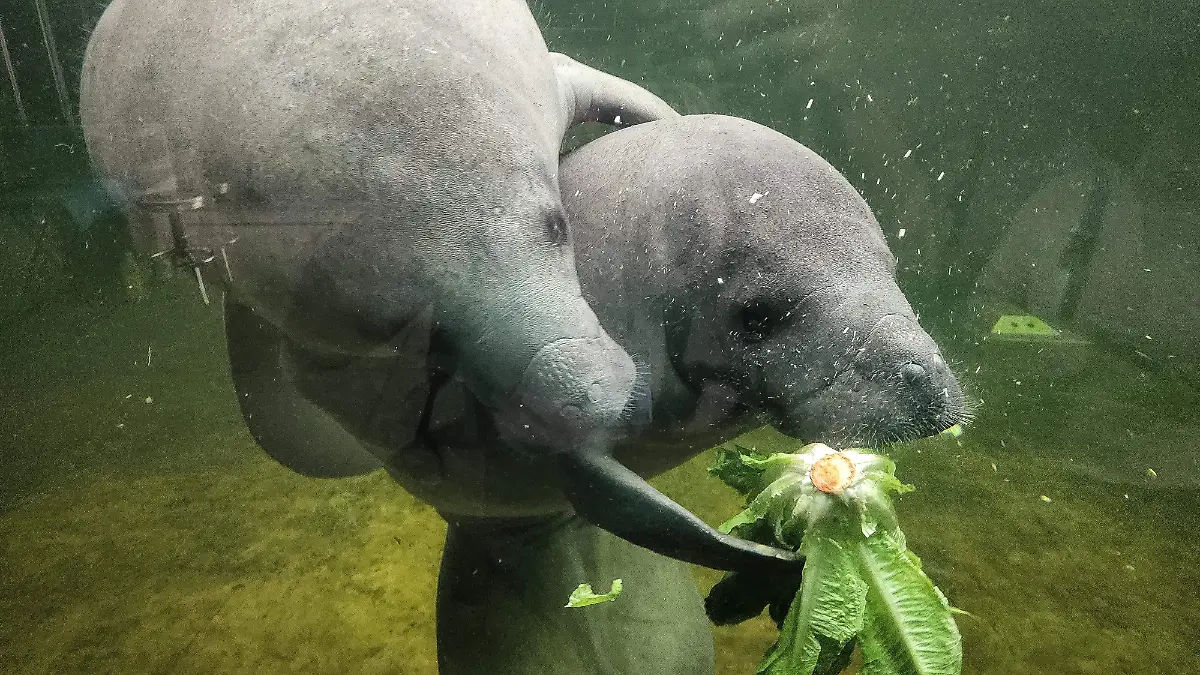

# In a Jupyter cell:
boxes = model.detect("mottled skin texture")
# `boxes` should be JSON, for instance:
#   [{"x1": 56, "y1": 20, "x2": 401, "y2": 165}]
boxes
[
  {"x1": 566, "y1": 115, "x2": 967, "y2": 451},
  {"x1": 77, "y1": 5, "x2": 795, "y2": 673},
  {"x1": 82, "y1": 0, "x2": 800, "y2": 577},
  {"x1": 79, "y1": 0, "x2": 676, "y2": 451},
  {"x1": 434, "y1": 115, "x2": 968, "y2": 675},
  {"x1": 80, "y1": 3, "x2": 964, "y2": 669}
]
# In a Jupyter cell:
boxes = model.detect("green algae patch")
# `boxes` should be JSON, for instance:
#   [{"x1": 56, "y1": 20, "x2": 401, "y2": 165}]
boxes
[{"x1": 711, "y1": 442, "x2": 962, "y2": 675}]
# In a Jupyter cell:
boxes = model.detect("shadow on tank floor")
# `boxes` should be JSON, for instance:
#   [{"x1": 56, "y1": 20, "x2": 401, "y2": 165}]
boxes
[{"x1": 1, "y1": 271, "x2": 1197, "y2": 674}]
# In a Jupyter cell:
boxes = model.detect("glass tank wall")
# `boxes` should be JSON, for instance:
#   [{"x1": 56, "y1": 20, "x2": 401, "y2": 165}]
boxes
[{"x1": 1, "y1": 1, "x2": 1196, "y2": 674}]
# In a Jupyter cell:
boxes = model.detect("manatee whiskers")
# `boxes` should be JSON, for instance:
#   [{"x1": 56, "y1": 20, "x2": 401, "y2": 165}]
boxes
[{"x1": 617, "y1": 355, "x2": 654, "y2": 424}]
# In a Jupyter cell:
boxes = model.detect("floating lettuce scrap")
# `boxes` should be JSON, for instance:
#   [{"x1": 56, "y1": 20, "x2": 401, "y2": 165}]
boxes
[
  {"x1": 565, "y1": 578, "x2": 623, "y2": 608},
  {"x1": 710, "y1": 442, "x2": 962, "y2": 675}
]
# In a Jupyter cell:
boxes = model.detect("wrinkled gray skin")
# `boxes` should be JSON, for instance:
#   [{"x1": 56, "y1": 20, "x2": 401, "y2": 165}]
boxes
[
  {"x1": 81, "y1": 0, "x2": 798, "y2": 578},
  {"x1": 79, "y1": 0, "x2": 653, "y2": 438},
  {"x1": 433, "y1": 115, "x2": 969, "y2": 675},
  {"x1": 81, "y1": 3, "x2": 964, "y2": 669},
  {"x1": 219, "y1": 114, "x2": 964, "y2": 674},
  {"x1": 569, "y1": 115, "x2": 968, "y2": 451},
  {"x1": 80, "y1": 4, "x2": 800, "y2": 672}
]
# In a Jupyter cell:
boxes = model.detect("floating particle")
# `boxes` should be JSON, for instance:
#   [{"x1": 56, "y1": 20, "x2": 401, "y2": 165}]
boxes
[
  {"x1": 614, "y1": 115, "x2": 622, "y2": 124},
  {"x1": 144, "y1": 396, "x2": 153, "y2": 404},
  {"x1": 749, "y1": 192, "x2": 764, "y2": 203},
  {"x1": 898, "y1": 228, "x2": 906, "y2": 238},
  {"x1": 904, "y1": 149, "x2": 912, "y2": 158},
  {"x1": 937, "y1": 171, "x2": 945, "y2": 181},
  {"x1": 806, "y1": 98, "x2": 814, "y2": 109},
  {"x1": 1039, "y1": 495, "x2": 1052, "y2": 503},
  {"x1": 1146, "y1": 468, "x2": 1157, "y2": 478}
]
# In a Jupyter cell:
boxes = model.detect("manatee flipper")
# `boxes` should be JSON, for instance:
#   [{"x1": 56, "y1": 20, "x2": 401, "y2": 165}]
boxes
[
  {"x1": 436, "y1": 514, "x2": 713, "y2": 675},
  {"x1": 557, "y1": 448, "x2": 801, "y2": 573},
  {"x1": 551, "y1": 53, "x2": 679, "y2": 127},
  {"x1": 224, "y1": 298, "x2": 383, "y2": 477}
]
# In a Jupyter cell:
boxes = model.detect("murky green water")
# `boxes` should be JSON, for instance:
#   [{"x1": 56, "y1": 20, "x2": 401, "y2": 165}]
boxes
[{"x1": 2, "y1": 1, "x2": 1198, "y2": 673}]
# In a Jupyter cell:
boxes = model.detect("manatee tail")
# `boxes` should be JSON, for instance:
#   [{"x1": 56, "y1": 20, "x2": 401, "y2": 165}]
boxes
[{"x1": 436, "y1": 512, "x2": 714, "y2": 675}]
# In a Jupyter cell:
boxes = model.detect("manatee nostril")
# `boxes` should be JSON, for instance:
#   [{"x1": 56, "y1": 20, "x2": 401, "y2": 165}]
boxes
[{"x1": 900, "y1": 362, "x2": 927, "y2": 384}]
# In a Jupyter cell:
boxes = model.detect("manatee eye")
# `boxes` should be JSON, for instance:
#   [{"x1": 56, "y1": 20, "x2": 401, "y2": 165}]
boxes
[
  {"x1": 545, "y1": 212, "x2": 570, "y2": 247},
  {"x1": 738, "y1": 300, "x2": 781, "y2": 343}
]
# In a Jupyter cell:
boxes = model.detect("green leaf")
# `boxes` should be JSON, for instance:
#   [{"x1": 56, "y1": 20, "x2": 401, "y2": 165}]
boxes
[
  {"x1": 565, "y1": 579, "x2": 623, "y2": 608},
  {"x1": 719, "y1": 472, "x2": 804, "y2": 534},
  {"x1": 757, "y1": 536, "x2": 866, "y2": 675},
  {"x1": 855, "y1": 534, "x2": 962, "y2": 675},
  {"x1": 718, "y1": 507, "x2": 763, "y2": 534},
  {"x1": 709, "y1": 445, "x2": 777, "y2": 495},
  {"x1": 798, "y1": 536, "x2": 867, "y2": 643}
]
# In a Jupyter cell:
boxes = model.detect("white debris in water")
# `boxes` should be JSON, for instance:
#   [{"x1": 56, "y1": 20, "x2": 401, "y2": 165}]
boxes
[
  {"x1": 897, "y1": 228, "x2": 906, "y2": 238},
  {"x1": 614, "y1": 115, "x2": 622, "y2": 124},
  {"x1": 144, "y1": 397, "x2": 153, "y2": 404},
  {"x1": 937, "y1": 171, "x2": 945, "y2": 181},
  {"x1": 904, "y1": 149, "x2": 912, "y2": 158},
  {"x1": 717, "y1": 277, "x2": 725, "y2": 285},
  {"x1": 749, "y1": 192, "x2": 765, "y2": 203},
  {"x1": 866, "y1": 94, "x2": 874, "y2": 102},
  {"x1": 806, "y1": 98, "x2": 814, "y2": 109}
]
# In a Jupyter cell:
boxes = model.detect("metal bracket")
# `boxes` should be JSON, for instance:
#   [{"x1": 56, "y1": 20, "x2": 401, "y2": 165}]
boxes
[{"x1": 137, "y1": 194, "x2": 214, "y2": 304}]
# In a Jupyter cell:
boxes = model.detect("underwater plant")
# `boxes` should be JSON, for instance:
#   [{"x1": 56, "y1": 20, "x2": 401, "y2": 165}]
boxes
[{"x1": 710, "y1": 442, "x2": 962, "y2": 675}]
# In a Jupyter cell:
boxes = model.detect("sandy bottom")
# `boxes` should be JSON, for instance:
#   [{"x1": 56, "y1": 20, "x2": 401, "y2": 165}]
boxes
[{"x1": 1, "y1": 280, "x2": 1197, "y2": 674}]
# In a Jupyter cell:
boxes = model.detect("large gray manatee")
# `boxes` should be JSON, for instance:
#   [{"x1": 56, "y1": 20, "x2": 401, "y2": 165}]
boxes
[
  {"x1": 80, "y1": 0, "x2": 799, "y2": 576},
  {"x1": 212, "y1": 114, "x2": 968, "y2": 674},
  {"x1": 79, "y1": 0, "x2": 670, "y2": 444}
]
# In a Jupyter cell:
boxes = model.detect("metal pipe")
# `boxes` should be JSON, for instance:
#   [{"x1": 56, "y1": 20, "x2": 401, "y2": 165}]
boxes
[
  {"x1": 0, "y1": 18, "x2": 29, "y2": 125},
  {"x1": 32, "y1": 0, "x2": 74, "y2": 125}
]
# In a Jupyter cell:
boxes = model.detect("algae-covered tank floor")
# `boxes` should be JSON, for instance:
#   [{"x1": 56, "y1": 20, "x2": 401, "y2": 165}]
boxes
[{"x1": 1, "y1": 281, "x2": 1197, "y2": 674}]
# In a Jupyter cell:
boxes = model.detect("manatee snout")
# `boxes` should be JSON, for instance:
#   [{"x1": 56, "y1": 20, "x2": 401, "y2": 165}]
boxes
[
  {"x1": 784, "y1": 313, "x2": 967, "y2": 446},
  {"x1": 509, "y1": 336, "x2": 638, "y2": 444}
]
